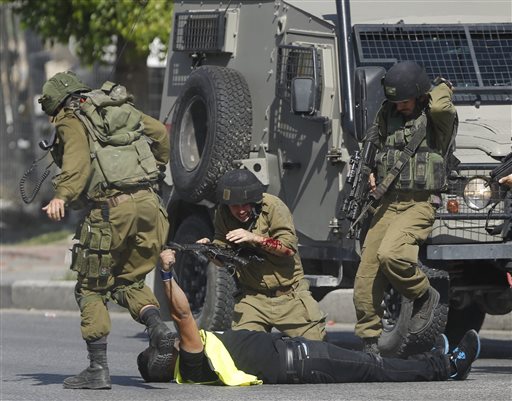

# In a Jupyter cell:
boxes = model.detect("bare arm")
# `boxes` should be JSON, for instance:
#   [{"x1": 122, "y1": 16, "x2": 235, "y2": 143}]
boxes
[{"x1": 160, "y1": 250, "x2": 204, "y2": 353}]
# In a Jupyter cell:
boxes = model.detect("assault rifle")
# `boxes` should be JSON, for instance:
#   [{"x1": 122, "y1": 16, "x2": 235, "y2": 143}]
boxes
[
  {"x1": 166, "y1": 241, "x2": 264, "y2": 271},
  {"x1": 340, "y1": 141, "x2": 378, "y2": 239},
  {"x1": 490, "y1": 153, "x2": 512, "y2": 183}
]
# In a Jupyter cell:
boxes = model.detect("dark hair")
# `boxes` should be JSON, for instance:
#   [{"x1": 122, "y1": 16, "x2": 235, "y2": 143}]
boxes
[{"x1": 137, "y1": 346, "x2": 177, "y2": 382}]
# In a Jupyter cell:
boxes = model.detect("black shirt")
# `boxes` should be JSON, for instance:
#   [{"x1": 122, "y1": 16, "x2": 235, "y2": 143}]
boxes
[{"x1": 179, "y1": 329, "x2": 284, "y2": 384}]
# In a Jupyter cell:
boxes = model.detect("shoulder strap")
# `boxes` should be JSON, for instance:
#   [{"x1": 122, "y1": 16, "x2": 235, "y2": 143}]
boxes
[{"x1": 373, "y1": 112, "x2": 428, "y2": 200}]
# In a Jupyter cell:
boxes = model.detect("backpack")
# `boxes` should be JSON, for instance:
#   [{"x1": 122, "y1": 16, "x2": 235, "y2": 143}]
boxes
[{"x1": 73, "y1": 81, "x2": 160, "y2": 198}]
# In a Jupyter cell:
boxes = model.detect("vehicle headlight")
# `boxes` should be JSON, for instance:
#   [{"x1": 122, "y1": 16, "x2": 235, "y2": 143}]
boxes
[{"x1": 463, "y1": 177, "x2": 492, "y2": 210}]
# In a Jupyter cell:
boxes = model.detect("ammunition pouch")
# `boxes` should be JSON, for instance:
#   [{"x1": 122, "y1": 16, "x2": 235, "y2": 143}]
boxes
[
  {"x1": 71, "y1": 217, "x2": 114, "y2": 279},
  {"x1": 376, "y1": 112, "x2": 448, "y2": 192},
  {"x1": 377, "y1": 149, "x2": 447, "y2": 191}
]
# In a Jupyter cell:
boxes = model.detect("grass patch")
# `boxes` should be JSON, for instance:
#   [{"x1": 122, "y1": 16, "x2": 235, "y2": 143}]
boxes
[{"x1": 18, "y1": 229, "x2": 73, "y2": 245}]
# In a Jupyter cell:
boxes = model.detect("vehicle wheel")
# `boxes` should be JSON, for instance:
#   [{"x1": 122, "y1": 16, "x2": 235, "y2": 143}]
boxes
[
  {"x1": 172, "y1": 214, "x2": 236, "y2": 331},
  {"x1": 170, "y1": 65, "x2": 252, "y2": 203},
  {"x1": 445, "y1": 302, "x2": 485, "y2": 346},
  {"x1": 379, "y1": 264, "x2": 449, "y2": 357}
]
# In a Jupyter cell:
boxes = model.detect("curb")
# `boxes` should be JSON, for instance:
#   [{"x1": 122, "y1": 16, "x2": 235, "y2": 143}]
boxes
[
  {"x1": 1, "y1": 281, "x2": 511, "y2": 331},
  {"x1": 0, "y1": 280, "x2": 125, "y2": 312}
]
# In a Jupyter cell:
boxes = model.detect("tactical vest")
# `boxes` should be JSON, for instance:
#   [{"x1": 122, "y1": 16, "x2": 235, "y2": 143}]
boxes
[
  {"x1": 175, "y1": 330, "x2": 262, "y2": 386},
  {"x1": 73, "y1": 81, "x2": 160, "y2": 199},
  {"x1": 376, "y1": 110, "x2": 448, "y2": 192}
]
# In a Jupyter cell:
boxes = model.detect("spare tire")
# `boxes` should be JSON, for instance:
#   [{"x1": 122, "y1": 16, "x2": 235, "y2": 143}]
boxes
[{"x1": 170, "y1": 66, "x2": 252, "y2": 203}]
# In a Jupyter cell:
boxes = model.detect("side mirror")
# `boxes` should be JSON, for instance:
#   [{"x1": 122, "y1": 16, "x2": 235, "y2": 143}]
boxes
[
  {"x1": 291, "y1": 77, "x2": 316, "y2": 115},
  {"x1": 354, "y1": 67, "x2": 386, "y2": 141}
]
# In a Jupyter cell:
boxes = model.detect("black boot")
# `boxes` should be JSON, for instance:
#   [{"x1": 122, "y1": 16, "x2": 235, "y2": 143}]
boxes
[
  {"x1": 140, "y1": 307, "x2": 174, "y2": 353},
  {"x1": 410, "y1": 287, "x2": 440, "y2": 334},
  {"x1": 63, "y1": 342, "x2": 111, "y2": 390}
]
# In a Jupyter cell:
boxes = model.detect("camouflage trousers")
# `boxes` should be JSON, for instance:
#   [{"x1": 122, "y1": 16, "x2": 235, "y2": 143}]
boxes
[
  {"x1": 232, "y1": 278, "x2": 327, "y2": 341},
  {"x1": 353, "y1": 193, "x2": 435, "y2": 339},
  {"x1": 73, "y1": 190, "x2": 169, "y2": 341}
]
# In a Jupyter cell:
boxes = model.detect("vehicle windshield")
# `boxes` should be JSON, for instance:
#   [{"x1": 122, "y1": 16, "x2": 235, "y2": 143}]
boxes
[{"x1": 353, "y1": 23, "x2": 512, "y2": 104}]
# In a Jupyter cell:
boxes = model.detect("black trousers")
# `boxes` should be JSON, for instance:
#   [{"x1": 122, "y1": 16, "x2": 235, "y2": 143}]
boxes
[{"x1": 276, "y1": 339, "x2": 450, "y2": 384}]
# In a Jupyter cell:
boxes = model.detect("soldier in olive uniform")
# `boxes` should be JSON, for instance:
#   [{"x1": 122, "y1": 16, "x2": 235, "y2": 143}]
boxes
[
  {"x1": 198, "y1": 169, "x2": 326, "y2": 340},
  {"x1": 39, "y1": 72, "x2": 173, "y2": 389},
  {"x1": 353, "y1": 61, "x2": 458, "y2": 354}
]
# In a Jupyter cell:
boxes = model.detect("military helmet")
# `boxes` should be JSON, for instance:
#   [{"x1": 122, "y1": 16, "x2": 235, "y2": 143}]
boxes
[
  {"x1": 216, "y1": 169, "x2": 265, "y2": 205},
  {"x1": 382, "y1": 61, "x2": 431, "y2": 102},
  {"x1": 38, "y1": 71, "x2": 90, "y2": 116}
]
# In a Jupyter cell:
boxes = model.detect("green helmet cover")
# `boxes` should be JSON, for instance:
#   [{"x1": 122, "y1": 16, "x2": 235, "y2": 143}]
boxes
[
  {"x1": 216, "y1": 169, "x2": 265, "y2": 205},
  {"x1": 382, "y1": 61, "x2": 431, "y2": 102},
  {"x1": 39, "y1": 71, "x2": 90, "y2": 116}
]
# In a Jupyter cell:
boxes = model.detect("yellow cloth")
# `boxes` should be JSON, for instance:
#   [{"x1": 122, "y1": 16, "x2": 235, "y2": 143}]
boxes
[{"x1": 175, "y1": 330, "x2": 262, "y2": 386}]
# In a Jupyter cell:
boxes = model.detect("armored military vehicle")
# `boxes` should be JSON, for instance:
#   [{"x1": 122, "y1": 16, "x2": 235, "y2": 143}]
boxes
[{"x1": 157, "y1": 0, "x2": 512, "y2": 355}]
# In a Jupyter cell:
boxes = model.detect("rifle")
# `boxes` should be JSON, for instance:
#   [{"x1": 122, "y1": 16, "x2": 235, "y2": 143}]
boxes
[
  {"x1": 340, "y1": 141, "x2": 378, "y2": 239},
  {"x1": 490, "y1": 153, "x2": 512, "y2": 183},
  {"x1": 166, "y1": 241, "x2": 264, "y2": 271}
]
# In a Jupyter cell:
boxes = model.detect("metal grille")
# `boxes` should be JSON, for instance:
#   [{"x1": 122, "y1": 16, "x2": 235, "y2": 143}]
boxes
[
  {"x1": 353, "y1": 23, "x2": 512, "y2": 102},
  {"x1": 429, "y1": 166, "x2": 511, "y2": 243},
  {"x1": 276, "y1": 45, "x2": 322, "y2": 106},
  {"x1": 173, "y1": 12, "x2": 225, "y2": 52}
]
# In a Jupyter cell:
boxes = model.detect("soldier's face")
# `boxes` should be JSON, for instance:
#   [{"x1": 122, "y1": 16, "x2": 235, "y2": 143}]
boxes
[
  {"x1": 228, "y1": 203, "x2": 253, "y2": 222},
  {"x1": 394, "y1": 98, "x2": 416, "y2": 116}
]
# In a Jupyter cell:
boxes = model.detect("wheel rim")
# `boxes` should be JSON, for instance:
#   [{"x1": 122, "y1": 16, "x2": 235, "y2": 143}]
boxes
[
  {"x1": 174, "y1": 252, "x2": 209, "y2": 317},
  {"x1": 179, "y1": 95, "x2": 207, "y2": 172},
  {"x1": 382, "y1": 286, "x2": 402, "y2": 331}
]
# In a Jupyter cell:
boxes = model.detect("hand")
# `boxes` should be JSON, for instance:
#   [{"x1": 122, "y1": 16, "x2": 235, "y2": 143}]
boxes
[
  {"x1": 160, "y1": 249, "x2": 176, "y2": 272},
  {"x1": 196, "y1": 237, "x2": 211, "y2": 244},
  {"x1": 369, "y1": 173, "x2": 377, "y2": 193},
  {"x1": 42, "y1": 198, "x2": 66, "y2": 221},
  {"x1": 499, "y1": 173, "x2": 512, "y2": 187},
  {"x1": 225, "y1": 228, "x2": 261, "y2": 245}
]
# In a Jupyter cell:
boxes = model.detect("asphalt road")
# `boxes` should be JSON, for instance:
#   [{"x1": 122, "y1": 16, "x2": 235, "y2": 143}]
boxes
[{"x1": 1, "y1": 310, "x2": 511, "y2": 401}]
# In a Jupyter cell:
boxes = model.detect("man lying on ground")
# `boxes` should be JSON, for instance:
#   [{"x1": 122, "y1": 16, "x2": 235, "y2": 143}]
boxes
[{"x1": 137, "y1": 249, "x2": 480, "y2": 385}]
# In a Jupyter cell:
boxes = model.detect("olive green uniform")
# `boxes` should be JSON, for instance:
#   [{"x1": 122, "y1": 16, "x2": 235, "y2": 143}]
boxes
[
  {"x1": 52, "y1": 108, "x2": 169, "y2": 341},
  {"x1": 213, "y1": 193, "x2": 326, "y2": 340},
  {"x1": 353, "y1": 83, "x2": 457, "y2": 339}
]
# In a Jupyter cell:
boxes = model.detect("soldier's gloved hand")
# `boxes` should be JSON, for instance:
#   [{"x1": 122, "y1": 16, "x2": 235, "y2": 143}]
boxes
[{"x1": 433, "y1": 76, "x2": 453, "y2": 90}]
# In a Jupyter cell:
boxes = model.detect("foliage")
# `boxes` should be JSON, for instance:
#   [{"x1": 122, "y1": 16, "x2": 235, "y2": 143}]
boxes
[{"x1": 3, "y1": 0, "x2": 173, "y2": 64}]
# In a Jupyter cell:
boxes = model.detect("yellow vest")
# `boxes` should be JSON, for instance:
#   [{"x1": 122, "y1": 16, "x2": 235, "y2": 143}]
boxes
[{"x1": 175, "y1": 330, "x2": 263, "y2": 386}]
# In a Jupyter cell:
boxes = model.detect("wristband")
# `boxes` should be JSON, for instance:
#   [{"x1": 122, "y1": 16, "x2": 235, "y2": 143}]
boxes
[{"x1": 159, "y1": 268, "x2": 173, "y2": 281}]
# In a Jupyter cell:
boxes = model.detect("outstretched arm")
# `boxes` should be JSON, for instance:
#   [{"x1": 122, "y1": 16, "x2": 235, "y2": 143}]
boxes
[{"x1": 160, "y1": 250, "x2": 204, "y2": 353}]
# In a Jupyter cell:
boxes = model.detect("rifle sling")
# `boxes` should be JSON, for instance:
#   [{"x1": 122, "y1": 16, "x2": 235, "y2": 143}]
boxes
[{"x1": 372, "y1": 112, "x2": 428, "y2": 200}]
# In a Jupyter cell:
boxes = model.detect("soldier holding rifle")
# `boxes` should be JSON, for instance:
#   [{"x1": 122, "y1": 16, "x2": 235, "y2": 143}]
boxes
[{"x1": 351, "y1": 61, "x2": 458, "y2": 354}]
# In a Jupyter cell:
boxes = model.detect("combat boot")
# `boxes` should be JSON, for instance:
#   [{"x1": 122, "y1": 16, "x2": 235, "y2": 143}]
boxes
[
  {"x1": 140, "y1": 307, "x2": 175, "y2": 353},
  {"x1": 63, "y1": 342, "x2": 111, "y2": 389},
  {"x1": 410, "y1": 287, "x2": 440, "y2": 333},
  {"x1": 362, "y1": 337, "x2": 380, "y2": 355}
]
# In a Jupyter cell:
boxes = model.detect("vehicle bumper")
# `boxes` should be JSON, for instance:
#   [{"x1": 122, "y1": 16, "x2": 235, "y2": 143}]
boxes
[{"x1": 426, "y1": 243, "x2": 512, "y2": 260}]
